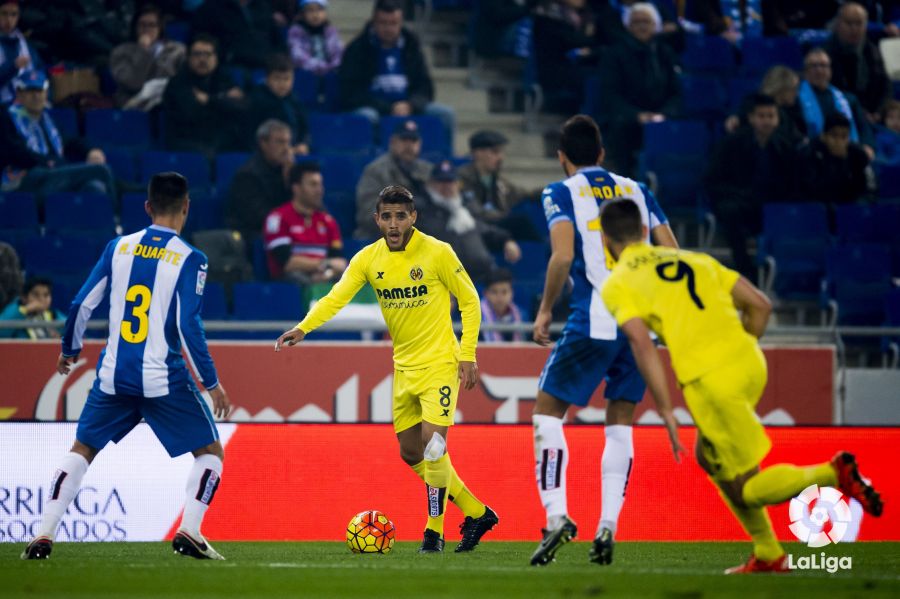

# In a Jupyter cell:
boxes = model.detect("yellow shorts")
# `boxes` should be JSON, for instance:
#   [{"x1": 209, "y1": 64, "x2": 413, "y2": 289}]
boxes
[
  {"x1": 683, "y1": 345, "x2": 772, "y2": 482},
  {"x1": 392, "y1": 362, "x2": 459, "y2": 433}
]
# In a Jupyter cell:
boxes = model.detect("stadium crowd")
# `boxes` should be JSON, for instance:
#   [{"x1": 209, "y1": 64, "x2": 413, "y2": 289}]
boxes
[{"x1": 0, "y1": 0, "x2": 899, "y2": 340}]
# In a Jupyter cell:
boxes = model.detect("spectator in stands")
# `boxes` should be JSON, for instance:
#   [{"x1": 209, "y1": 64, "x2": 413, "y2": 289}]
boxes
[
  {"x1": 416, "y1": 159, "x2": 521, "y2": 283},
  {"x1": 876, "y1": 99, "x2": 900, "y2": 163},
  {"x1": 706, "y1": 93, "x2": 801, "y2": 279},
  {"x1": 263, "y1": 161, "x2": 346, "y2": 284},
  {"x1": 532, "y1": 0, "x2": 602, "y2": 115},
  {"x1": 0, "y1": 70, "x2": 114, "y2": 197},
  {"x1": 0, "y1": 240, "x2": 22, "y2": 311},
  {"x1": 288, "y1": 0, "x2": 343, "y2": 76},
  {"x1": 18, "y1": 1, "x2": 131, "y2": 66},
  {"x1": 162, "y1": 34, "x2": 246, "y2": 157},
  {"x1": 354, "y1": 119, "x2": 432, "y2": 239},
  {"x1": 338, "y1": 0, "x2": 454, "y2": 134},
  {"x1": 800, "y1": 112, "x2": 873, "y2": 209},
  {"x1": 458, "y1": 129, "x2": 543, "y2": 241},
  {"x1": 110, "y1": 4, "x2": 186, "y2": 110},
  {"x1": 480, "y1": 267, "x2": 525, "y2": 342},
  {"x1": 598, "y1": 2, "x2": 681, "y2": 177},
  {"x1": 192, "y1": 0, "x2": 286, "y2": 70},
  {"x1": 824, "y1": 2, "x2": 891, "y2": 121},
  {"x1": 726, "y1": 65, "x2": 805, "y2": 145},
  {"x1": 597, "y1": 0, "x2": 683, "y2": 51},
  {"x1": 226, "y1": 119, "x2": 293, "y2": 249},
  {"x1": 471, "y1": 0, "x2": 536, "y2": 59},
  {"x1": 244, "y1": 53, "x2": 309, "y2": 155},
  {"x1": 799, "y1": 47, "x2": 875, "y2": 159},
  {"x1": 0, "y1": 276, "x2": 64, "y2": 339},
  {"x1": 0, "y1": 0, "x2": 43, "y2": 105}
]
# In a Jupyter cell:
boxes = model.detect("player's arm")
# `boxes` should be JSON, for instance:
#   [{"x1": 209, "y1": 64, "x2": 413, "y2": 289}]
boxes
[
  {"x1": 731, "y1": 275, "x2": 772, "y2": 339},
  {"x1": 176, "y1": 253, "x2": 230, "y2": 418},
  {"x1": 58, "y1": 239, "x2": 115, "y2": 374},
  {"x1": 534, "y1": 220, "x2": 574, "y2": 346},
  {"x1": 645, "y1": 184, "x2": 678, "y2": 249},
  {"x1": 650, "y1": 224, "x2": 678, "y2": 249},
  {"x1": 439, "y1": 244, "x2": 481, "y2": 390},
  {"x1": 275, "y1": 248, "x2": 368, "y2": 350}
]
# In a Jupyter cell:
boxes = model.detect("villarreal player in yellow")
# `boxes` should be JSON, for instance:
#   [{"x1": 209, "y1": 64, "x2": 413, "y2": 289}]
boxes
[
  {"x1": 275, "y1": 185, "x2": 498, "y2": 553},
  {"x1": 598, "y1": 199, "x2": 883, "y2": 574}
]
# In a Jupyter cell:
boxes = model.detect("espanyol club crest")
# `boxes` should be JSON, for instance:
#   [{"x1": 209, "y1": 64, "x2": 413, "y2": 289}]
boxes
[{"x1": 409, "y1": 266, "x2": 424, "y2": 281}]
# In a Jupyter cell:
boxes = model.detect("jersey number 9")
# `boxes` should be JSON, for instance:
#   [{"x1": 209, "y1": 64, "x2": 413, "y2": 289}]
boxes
[
  {"x1": 121, "y1": 284, "x2": 152, "y2": 344},
  {"x1": 655, "y1": 261, "x2": 705, "y2": 310}
]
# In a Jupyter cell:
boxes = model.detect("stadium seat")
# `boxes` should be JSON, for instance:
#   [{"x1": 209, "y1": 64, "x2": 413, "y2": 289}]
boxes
[
  {"x1": 877, "y1": 162, "x2": 900, "y2": 199},
  {"x1": 0, "y1": 192, "x2": 39, "y2": 241},
  {"x1": 642, "y1": 120, "x2": 710, "y2": 158},
  {"x1": 103, "y1": 146, "x2": 138, "y2": 183},
  {"x1": 251, "y1": 237, "x2": 269, "y2": 281},
  {"x1": 47, "y1": 107, "x2": 79, "y2": 139},
  {"x1": 293, "y1": 69, "x2": 321, "y2": 109},
  {"x1": 758, "y1": 203, "x2": 830, "y2": 300},
  {"x1": 320, "y1": 153, "x2": 367, "y2": 194},
  {"x1": 308, "y1": 114, "x2": 374, "y2": 155},
  {"x1": 681, "y1": 75, "x2": 729, "y2": 120},
  {"x1": 201, "y1": 281, "x2": 229, "y2": 320},
  {"x1": 232, "y1": 282, "x2": 303, "y2": 321},
  {"x1": 164, "y1": 20, "x2": 191, "y2": 43},
  {"x1": 500, "y1": 240, "x2": 547, "y2": 282},
  {"x1": 727, "y1": 75, "x2": 760, "y2": 112},
  {"x1": 325, "y1": 191, "x2": 356, "y2": 239},
  {"x1": 646, "y1": 153, "x2": 708, "y2": 210},
  {"x1": 835, "y1": 204, "x2": 878, "y2": 244},
  {"x1": 19, "y1": 235, "x2": 106, "y2": 281},
  {"x1": 741, "y1": 36, "x2": 803, "y2": 75},
  {"x1": 379, "y1": 115, "x2": 450, "y2": 156},
  {"x1": 180, "y1": 191, "x2": 225, "y2": 235},
  {"x1": 85, "y1": 109, "x2": 152, "y2": 148},
  {"x1": 214, "y1": 152, "x2": 251, "y2": 193},
  {"x1": 44, "y1": 192, "x2": 115, "y2": 236},
  {"x1": 120, "y1": 192, "x2": 150, "y2": 234},
  {"x1": 681, "y1": 34, "x2": 737, "y2": 74},
  {"x1": 824, "y1": 244, "x2": 892, "y2": 325},
  {"x1": 140, "y1": 151, "x2": 211, "y2": 189}
]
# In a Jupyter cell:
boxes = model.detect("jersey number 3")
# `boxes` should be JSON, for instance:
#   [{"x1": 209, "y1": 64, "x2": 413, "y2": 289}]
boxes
[
  {"x1": 655, "y1": 261, "x2": 705, "y2": 310},
  {"x1": 121, "y1": 284, "x2": 152, "y2": 343}
]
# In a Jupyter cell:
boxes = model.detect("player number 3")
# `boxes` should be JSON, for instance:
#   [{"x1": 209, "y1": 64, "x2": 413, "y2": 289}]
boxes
[{"x1": 121, "y1": 284, "x2": 152, "y2": 343}]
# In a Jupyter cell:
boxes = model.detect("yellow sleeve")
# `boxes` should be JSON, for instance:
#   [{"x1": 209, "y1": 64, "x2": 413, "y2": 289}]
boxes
[
  {"x1": 438, "y1": 243, "x2": 480, "y2": 362},
  {"x1": 712, "y1": 257, "x2": 741, "y2": 293},
  {"x1": 601, "y1": 274, "x2": 642, "y2": 327},
  {"x1": 296, "y1": 248, "x2": 369, "y2": 333}
]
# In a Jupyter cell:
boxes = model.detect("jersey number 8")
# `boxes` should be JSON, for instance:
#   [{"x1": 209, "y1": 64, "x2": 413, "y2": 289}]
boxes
[{"x1": 121, "y1": 284, "x2": 152, "y2": 344}]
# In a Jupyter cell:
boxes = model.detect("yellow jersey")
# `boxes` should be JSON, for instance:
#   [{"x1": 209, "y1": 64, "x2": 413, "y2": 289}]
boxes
[
  {"x1": 601, "y1": 242, "x2": 757, "y2": 385},
  {"x1": 296, "y1": 228, "x2": 480, "y2": 370}
]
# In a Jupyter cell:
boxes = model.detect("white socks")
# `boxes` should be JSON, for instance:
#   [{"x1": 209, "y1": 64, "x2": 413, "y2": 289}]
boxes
[
  {"x1": 598, "y1": 425, "x2": 634, "y2": 538},
  {"x1": 179, "y1": 454, "x2": 223, "y2": 537},
  {"x1": 533, "y1": 414, "x2": 569, "y2": 529},
  {"x1": 37, "y1": 452, "x2": 89, "y2": 540}
]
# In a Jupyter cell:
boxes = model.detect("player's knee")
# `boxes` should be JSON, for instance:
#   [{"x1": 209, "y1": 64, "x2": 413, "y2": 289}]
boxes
[
  {"x1": 193, "y1": 442, "x2": 224, "y2": 461},
  {"x1": 423, "y1": 431, "x2": 446, "y2": 462},
  {"x1": 399, "y1": 446, "x2": 422, "y2": 466},
  {"x1": 71, "y1": 440, "x2": 99, "y2": 464}
]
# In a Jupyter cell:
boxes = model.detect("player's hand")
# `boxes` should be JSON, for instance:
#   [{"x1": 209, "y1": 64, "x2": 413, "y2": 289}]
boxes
[
  {"x1": 57, "y1": 353, "x2": 77, "y2": 375},
  {"x1": 458, "y1": 361, "x2": 479, "y2": 390},
  {"x1": 208, "y1": 384, "x2": 232, "y2": 419},
  {"x1": 532, "y1": 309, "x2": 553, "y2": 346},
  {"x1": 661, "y1": 411, "x2": 685, "y2": 463},
  {"x1": 275, "y1": 327, "x2": 306, "y2": 351}
]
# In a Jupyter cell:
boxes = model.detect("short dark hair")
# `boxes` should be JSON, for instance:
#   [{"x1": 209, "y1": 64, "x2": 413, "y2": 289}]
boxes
[
  {"x1": 747, "y1": 92, "x2": 777, "y2": 112},
  {"x1": 23, "y1": 276, "x2": 52, "y2": 297},
  {"x1": 148, "y1": 172, "x2": 189, "y2": 215},
  {"x1": 131, "y1": 4, "x2": 163, "y2": 40},
  {"x1": 484, "y1": 267, "x2": 514, "y2": 288},
  {"x1": 190, "y1": 33, "x2": 219, "y2": 53},
  {"x1": 266, "y1": 53, "x2": 293, "y2": 75},
  {"x1": 374, "y1": 0, "x2": 403, "y2": 14},
  {"x1": 824, "y1": 112, "x2": 851, "y2": 132},
  {"x1": 560, "y1": 114, "x2": 603, "y2": 167},
  {"x1": 376, "y1": 185, "x2": 415, "y2": 212},
  {"x1": 599, "y1": 199, "x2": 643, "y2": 243},
  {"x1": 290, "y1": 161, "x2": 321, "y2": 186}
]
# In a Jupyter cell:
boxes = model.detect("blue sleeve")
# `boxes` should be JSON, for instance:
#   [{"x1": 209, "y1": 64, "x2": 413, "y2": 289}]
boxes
[
  {"x1": 176, "y1": 250, "x2": 219, "y2": 390},
  {"x1": 640, "y1": 183, "x2": 668, "y2": 227},
  {"x1": 542, "y1": 182, "x2": 574, "y2": 230},
  {"x1": 61, "y1": 239, "x2": 115, "y2": 356}
]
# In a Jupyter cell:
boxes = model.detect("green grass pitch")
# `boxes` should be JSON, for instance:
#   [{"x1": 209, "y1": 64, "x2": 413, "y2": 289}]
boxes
[{"x1": 3, "y1": 541, "x2": 899, "y2": 598}]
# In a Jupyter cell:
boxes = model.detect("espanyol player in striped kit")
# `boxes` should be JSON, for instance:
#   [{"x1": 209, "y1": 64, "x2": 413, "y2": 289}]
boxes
[
  {"x1": 530, "y1": 115, "x2": 679, "y2": 566},
  {"x1": 21, "y1": 172, "x2": 232, "y2": 561}
]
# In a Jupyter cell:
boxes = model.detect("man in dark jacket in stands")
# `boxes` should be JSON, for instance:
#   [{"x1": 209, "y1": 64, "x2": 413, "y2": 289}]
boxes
[
  {"x1": 338, "y1": 0, "x2": 453, "y2": 133},
  {"x1": 705, "y1": 93, "x2": 800, "y2": 279},
  {"x1": 800, "y1": 112, "x2": 873, "y2": 211},
  {"x1": 226, "y1": 119, "x2": 293, "y2": 249},
  {"x1": 244, "y1": 53, "x2": 309, "y2": 155},
  {"x1": 193, "y1": 0, "x2": 286, "y2": 70}
]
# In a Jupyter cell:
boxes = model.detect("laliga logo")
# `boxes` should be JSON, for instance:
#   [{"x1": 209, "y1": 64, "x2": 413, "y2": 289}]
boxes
[{"x1": 788, "y1": 484, "x2": 852, "y2": 547}]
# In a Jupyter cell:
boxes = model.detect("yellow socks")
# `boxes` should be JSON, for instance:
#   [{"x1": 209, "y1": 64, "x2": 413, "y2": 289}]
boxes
[
  {"x1": 424, "y1": 454, "x2": 451, "y2": 535},
  {"x1": 718, "y1": 486, "x2": 784, "y2": 562},
  {"x1": 742, "y1": 463, "x2": 838, "y2": 508},
  {"x1": 411, "y1": 455, "x2": 487, "y2": 530}
]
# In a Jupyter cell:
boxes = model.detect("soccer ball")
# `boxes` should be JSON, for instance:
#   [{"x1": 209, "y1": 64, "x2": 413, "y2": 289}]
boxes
[{"x1": 346, "y1": 510, "x2": 395, "y2": 554}]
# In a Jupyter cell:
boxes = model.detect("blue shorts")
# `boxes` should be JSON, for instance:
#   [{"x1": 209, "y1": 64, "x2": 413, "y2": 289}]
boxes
[
  {"x1": 76, "y1": 380, "x2": 219, "y2": 458},
  {"x1": 538, "y1": 331, "x2": 646, "y2": 407}
]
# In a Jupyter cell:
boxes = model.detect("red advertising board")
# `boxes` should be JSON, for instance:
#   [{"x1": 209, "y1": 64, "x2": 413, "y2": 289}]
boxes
[{"x1": 0, "y1": 341, "x2": 834, "y2": 424}]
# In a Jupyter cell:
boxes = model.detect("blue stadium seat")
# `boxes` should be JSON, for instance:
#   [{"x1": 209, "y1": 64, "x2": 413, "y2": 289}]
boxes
[
  {"x1": 120, "y1": 192, "x2": 150, "y2": 234},
  {"x1": 681, "y1": 34, "x2": 737, "y2": 74},
  {"x1": 47, "y1": 107, "x2": 78, "y2": 139},
  {"x1": 0, "y1": 192, "x2": 39, "y2": 240},
  {"x1": 499, "y1": 240, "x2": 547, "y2": 282},
  {"x1": 681, "y1": 75, "x2": 729, "y2": 120},
  {"x1": 320, "y1": 153, "x2": 368, "y2": 194},
  {"x1": 19, "y1": 235, "x2": 107, "y2": 281},
  {"x1": 251, "y1": 237, "x2": 269, "y2": 281},
  {"x1": 341, "y1": 237, "x2": 372, "y2": 260},
  {"x1": 103, "y1": 146, "x2": 138, "y2": 183},
  {"x1": 835, "y1": 204, "x2": 878, "y2": 244},
  {"x1": 85, "y1": 109, "x2": 152, "y2": 148},
  {"x1": 379, "y1": 115, "x2": 450, "y2": 156},
  {"x1": 758, "y1": 203, "x2": 830, "y2": 300},
  {"x1": 727, "y1": 75, "x2": 760, "y2": 112},
  {"x1": 325, "y1": 191, "x2": 356, "y2": 239},
  {"x1": 647, "y1": 153, "x2": 708, "y2": 209},
  {"x1": 293, "y1": 69, "x2": 321, "y2": 109},
  {"x1": 884, "y1": 287, "x2": 900, "y2": 361},
  {"x1": 44, "y1": 192, "x2": 115, "y2": 236},
  {"x1": 579, "y1": 74, "x2": 602, "y2": 120},
  {"x1": 140, "y1": 151, "x2": 211, "y2": 189},
  {"x1": 232, "y1": 282, "x2": 303, "y2": 320},
  {"x1": 642, "y1": 120, "x2": 710, "y2": 158},
  {"x1": 164, "y1": 20, "x2": 191, "y2": 43},
  {"x1": 181, "y1": 191, "x2": 225, "y2": 235},
  {"x1": 824, "y1": 244, "x2": 892, "y2": 325},
  {"x1": 215, "y1": 152, "x2": 250, "y2": 193},
  {"x1": 741, "y1": 36, "x2": 803, "y2": 75},
  {"x1": 877, "y1": 162, "x2": 900, "y2": 199},
  {"x1": 201, "y1": 281, "x2": 228, "y2": 320},
  {"x1": 308, "y1": 113, "x2": 374, "y2": 155}
]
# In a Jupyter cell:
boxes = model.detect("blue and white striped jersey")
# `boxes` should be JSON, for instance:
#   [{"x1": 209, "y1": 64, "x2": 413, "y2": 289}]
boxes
[
  {"x1": 542, "y1": 167, "x2": 668, "y2": 340},
  {"x1": 61, "y1": 225, "x2": 219, "y2": 398}
]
